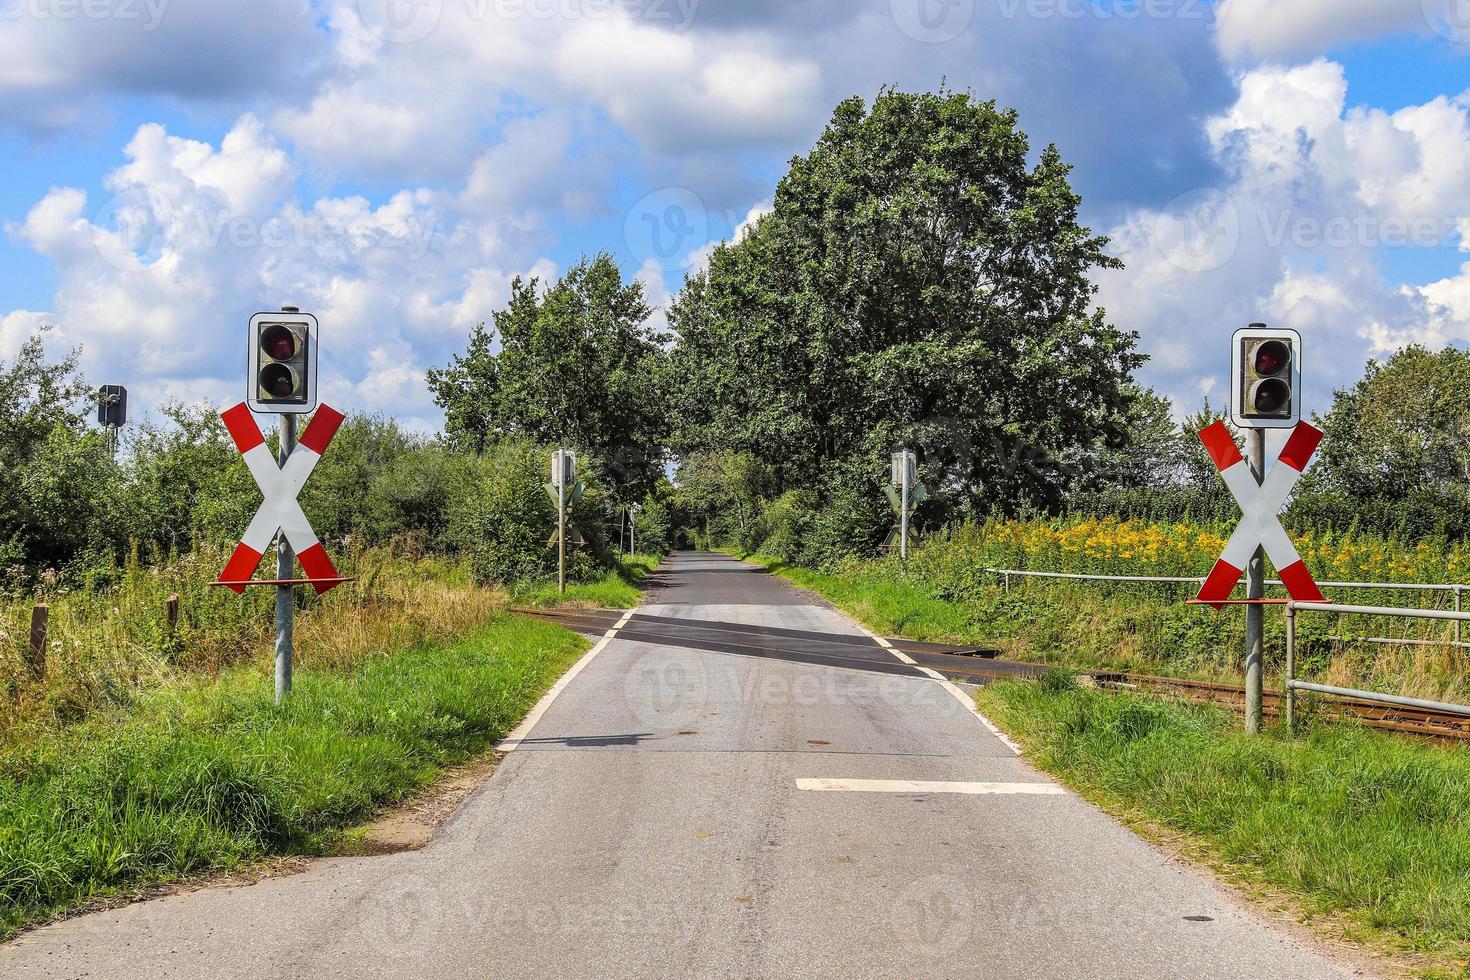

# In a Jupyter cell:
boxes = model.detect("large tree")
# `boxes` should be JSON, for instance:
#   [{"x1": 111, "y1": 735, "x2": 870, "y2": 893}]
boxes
[
  {"x1": 428, "y1": 253, "x2": 670, "y2": 500},
  {"x1": 1307, "y1": 345, "x2": 1470, "y2": 536},
  {"x1": 668, "y1": 87, "x2": 1142, "y2": 520}
]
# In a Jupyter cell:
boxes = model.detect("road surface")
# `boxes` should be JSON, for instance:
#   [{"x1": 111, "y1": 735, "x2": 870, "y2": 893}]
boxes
[{"x1": 2, "y1": 552, "x2": 1356, "y2": 978}]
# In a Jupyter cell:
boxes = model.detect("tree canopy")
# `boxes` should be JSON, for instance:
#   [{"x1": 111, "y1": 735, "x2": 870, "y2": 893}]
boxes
[
  {"x1": 1300, "y1": 345, "x2": 1470, "y2": 538},
  {"x1": 668, "y1": 87, "x2": 1143, "y2": 530},
  {"x1": 427, "y1": 253, "x2": 671, "y2": 501}
]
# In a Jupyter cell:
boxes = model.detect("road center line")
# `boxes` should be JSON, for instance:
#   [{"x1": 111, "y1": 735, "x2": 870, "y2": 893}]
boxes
[
  {"x1": 495, "y1": 607, "x2": 636, "y2": 752},
  {"x1": 795, "y1": 778, "x2": 1066, "y2": 795}
]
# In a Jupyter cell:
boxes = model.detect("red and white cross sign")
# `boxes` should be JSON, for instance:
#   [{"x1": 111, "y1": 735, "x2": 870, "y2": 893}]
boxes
[
  {"x1": 217, "y1": 402, "x2": 345, "y2": 594},
  {"x1": 1196, "y1": 420, "x2": 1326, "y2": 608}
]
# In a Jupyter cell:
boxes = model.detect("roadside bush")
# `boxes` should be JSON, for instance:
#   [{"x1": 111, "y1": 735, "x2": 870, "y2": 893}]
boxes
[
  {"x1": 632, "y1": 496, "x2": 674, "y2": 556},
  {"x1": 742, "y1": 489, "x2": 815, "y2": 561},
  {"x1": 450, "y1": 441, "x2": 561, "y2": 585}
]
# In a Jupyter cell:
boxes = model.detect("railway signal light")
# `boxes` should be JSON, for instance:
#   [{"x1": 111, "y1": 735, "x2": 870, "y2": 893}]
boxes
[
  {"x1": 551, "y1": 449, "x2": 577, "y2": 488},
  {"x1": 890, "y1": 450, "x2": 915, "y2": 489},
  {"x1": 247, "y1": 308, "x2": 319, "y2": 414},
  {"x1": 1230, "y1": 323, "x2": 1301, "y2": 429},
  {"x1": 97, "y1": 385, "x2": 127, "y2": 427}
]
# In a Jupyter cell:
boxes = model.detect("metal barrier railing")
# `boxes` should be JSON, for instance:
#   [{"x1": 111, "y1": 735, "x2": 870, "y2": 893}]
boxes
[
  {"x1": 984, "y1": 568, "x2": 1468, "y2": 647},
  {"x1": 1284, "y1": 601, "x2": 1470, "y2": 730}
]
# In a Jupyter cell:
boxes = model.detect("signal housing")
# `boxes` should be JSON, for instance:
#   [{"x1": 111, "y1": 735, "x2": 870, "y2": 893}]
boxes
[
  {"x1": 247, "y1": 310, "x2": 319, "y2": 414},
  {"x1": 1230, "y1": 324, "x2": 1301, "y2": 429}
]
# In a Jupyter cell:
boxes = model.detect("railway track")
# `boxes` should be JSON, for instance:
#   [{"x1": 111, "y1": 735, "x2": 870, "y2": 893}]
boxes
[
  {"x1": 1091, "y1": 671, "x2": 1470, "y2": 742},
  {"x1": 513, "y1": 606, "x2": 1470, "y2": 743}
]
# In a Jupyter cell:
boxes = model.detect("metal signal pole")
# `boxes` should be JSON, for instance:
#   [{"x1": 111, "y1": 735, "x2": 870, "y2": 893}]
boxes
[
  {"x1": 900, "y1": 448, "x2": 910, "y2": 563},
  {"x1": 1244, "y1": 428, "x2": 1265, "y2": 733},
  {"x1": 275, "y1": 413, "x2": 296, "y2": 703},
  {"x1": 557, "y1": 446, "x2": 567, "y2": 595}
]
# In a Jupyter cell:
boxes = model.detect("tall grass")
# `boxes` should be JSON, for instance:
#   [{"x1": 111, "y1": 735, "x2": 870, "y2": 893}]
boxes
[
  {"x1": 739, "y1": 520, "x2": 1470, "y2": 702},
  {"x1": 513, "y1": 553, "x2": 661, "y2": 609},
  {"x1": 978, "y1": 679, "x2": 1470, "y2": 967},
  {"x1": 1, "y1": 540, "x2": 509, "y2": 742},
  {"x1": 0, "y1": 616, "x2": 586, "y2": 938}
]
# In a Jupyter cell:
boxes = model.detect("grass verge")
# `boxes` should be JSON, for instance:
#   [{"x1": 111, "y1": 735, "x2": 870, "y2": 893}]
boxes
[
  {"x1": 513, "y1": 553, "x2": 661, "y2": 609},
  {"x1": 0, "y1": 615, "x2": 586, "y2": 940},
  {"x1": 736, "y1": 552, "x2": 980, "y2": 642},
  {"x1": 979, "y1": 677, "x2": 1470, "y2": 973}
]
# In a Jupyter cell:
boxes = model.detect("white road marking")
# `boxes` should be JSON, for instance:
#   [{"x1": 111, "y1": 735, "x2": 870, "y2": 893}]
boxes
[
  {"x1": 795, "y1": 778, "x2": 1066, "y2": 795},
  {"x1": 495, "y1": 608, "x2": 635, "y2": 751},
  {"x1": 851, "y1": 622, "x2": 1024, "y2": 756}
]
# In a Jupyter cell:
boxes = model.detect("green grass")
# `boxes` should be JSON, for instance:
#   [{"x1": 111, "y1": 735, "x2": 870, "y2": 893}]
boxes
[
  {"x1": 514, "y1": 553, "x2": 661, "y2": 609},
  {"x1": 738, "y1": 553, "x2": 983, "y2": 643},
  {"x1": 978, "y1": 679, "x2": 1470, "y2": 970},
  {"x1": 0, "y1": 615, "x2": 586, "y2": 939}
]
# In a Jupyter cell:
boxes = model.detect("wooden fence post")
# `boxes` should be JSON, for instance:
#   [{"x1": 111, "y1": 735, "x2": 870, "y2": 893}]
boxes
[
  {"x1": 166, "y1": 594, "x2": 180, "y2": 640},
  {"x1": 27, "y1": 604, "x2": 48, "y2": 679}
]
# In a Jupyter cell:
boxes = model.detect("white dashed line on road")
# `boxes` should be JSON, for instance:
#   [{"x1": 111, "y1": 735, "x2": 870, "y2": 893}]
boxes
[{"x1": 795, "y1": 778, "x2": 1066, "y2": 795}]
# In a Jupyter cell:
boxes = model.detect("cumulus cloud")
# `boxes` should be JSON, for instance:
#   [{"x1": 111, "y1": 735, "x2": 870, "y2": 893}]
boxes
[
  {"x1": 0, "y1": 0, "x2": 324, "y2": 131},
  {"x1": 1098, "y1": 60, "x2": 1470, "y2": 417},
  {"x1": 1214, "y1": 0, "x2": 1433, "y2": 61},
  {"x1": 4, "y1": 115, "x2": 552, "y2": 420},
  {"x1": 555, "y1": 16, "x2": 823, "y2": 153},
  {"x1": 0, "y1": 0, "x2": 1460, "y2": 433}
]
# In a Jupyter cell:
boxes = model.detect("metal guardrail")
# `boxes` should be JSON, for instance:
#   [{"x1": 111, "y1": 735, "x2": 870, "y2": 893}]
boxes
[
  {"x1": 985, "y1": 567, "x2": 1468, "y2": 646},
  {"x1": 1285, "y1": 600, "x2": 1470, "y2": 731}
]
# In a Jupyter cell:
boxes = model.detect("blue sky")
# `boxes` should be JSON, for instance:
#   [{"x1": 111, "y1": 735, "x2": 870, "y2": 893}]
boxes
[{"x1": 1, "y1": 0, "x2": 1468, "y2": 430}]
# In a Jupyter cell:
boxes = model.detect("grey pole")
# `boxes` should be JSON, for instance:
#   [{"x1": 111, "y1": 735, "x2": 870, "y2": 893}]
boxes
[
  {"x1": 275, "y1": 412, "x2": 296, "y2": 704},
  {"x1": 631, "y1": 507, "x2": 637, "y2": 556},
  {"x1": 1245, "y1": 428, "x2": 1266, "y2": 733},
  {"x1": 557, "y1": 447, "x2": 567, "y2": 595},
  {"x1": 1284, "y1": 602, "x2": 1296, "y2": 733},
  {"x1": 900, "y1": 448, "x2": 910, "y2": 563}
]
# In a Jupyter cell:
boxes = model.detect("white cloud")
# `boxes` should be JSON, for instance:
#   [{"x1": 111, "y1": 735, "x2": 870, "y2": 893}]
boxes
[
  {"x1": 2, "y1": 115, "x2": 556, "y2": 421},
  {"x1": 1100, "y1": 60, "x2": 1470, "y2": 417},
  {"x1": 0, "y1": 310, "x2": 52, "y2": 359},
  {"x1": 555, "y1": 16, "x2": 823, "y2": 153},
  {"x1": 1214, "y1": 0, "x2": 1431, "y2": 61},
  {"x1": 0, "y1": 0, "x2": 323, "y2": 131}
]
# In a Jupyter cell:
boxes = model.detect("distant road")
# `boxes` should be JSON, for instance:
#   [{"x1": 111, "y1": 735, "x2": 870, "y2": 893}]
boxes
[{"x1": 2, "y1": 552, "x2": 1356, "y2": 978}]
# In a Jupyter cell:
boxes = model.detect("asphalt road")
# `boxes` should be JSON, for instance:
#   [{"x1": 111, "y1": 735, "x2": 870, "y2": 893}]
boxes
[{"x1": 2, "y1": 552, "x2": 1356, "y2": 978}]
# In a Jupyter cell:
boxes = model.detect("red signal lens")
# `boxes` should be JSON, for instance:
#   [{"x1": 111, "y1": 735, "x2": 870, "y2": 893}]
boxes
[
  {"x1": 1253, "y1": 339, "x2": 1289, "y2": 376},
  {"x1": 261, "y1": 325, "x2": 297, "y2": 361}
]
